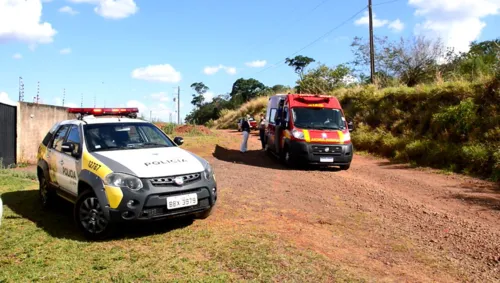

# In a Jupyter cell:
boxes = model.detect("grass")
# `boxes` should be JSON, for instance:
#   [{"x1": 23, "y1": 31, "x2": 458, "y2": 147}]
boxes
[{"x1": 0, "y1": 169, "x2": 360, "y2": 282}]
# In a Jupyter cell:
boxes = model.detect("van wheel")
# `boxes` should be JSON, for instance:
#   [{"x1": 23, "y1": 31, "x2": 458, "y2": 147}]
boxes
[
  {"x1": 74, "y1": 190, "x2": 113, "y2": 240},
  {"x1": 340, "y1": 164, "x2": 351, "y2": 170},
  {"x1": 281, "y1": 147, "x2": 296, "y2": 168}
]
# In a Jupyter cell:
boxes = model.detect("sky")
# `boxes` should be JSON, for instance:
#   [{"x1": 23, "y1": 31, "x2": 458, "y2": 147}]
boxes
[{"x1": 1, "y1": 0, "x2": 499, "y2": 122}]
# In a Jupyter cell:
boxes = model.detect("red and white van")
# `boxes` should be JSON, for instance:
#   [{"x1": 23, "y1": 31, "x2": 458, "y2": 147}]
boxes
[{"x1": 264, "y1": 93, "x2": 354, "y2": 169}]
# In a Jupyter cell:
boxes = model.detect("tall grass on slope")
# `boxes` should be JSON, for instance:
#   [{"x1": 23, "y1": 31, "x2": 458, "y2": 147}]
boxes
[
  {"x1": 337, "y1": 77, "x2": 500, "y2": 181},
  {"x1": 214, "y1": 96, "x2": 269, "y2": 129}
]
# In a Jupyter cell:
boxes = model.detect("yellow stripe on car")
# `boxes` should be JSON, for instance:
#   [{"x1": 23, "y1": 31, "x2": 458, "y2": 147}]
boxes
[
  {"x1": 337, "y1": 131, "x2": 344, "y2": 144},
  {"x1": 82, "y1": 151, "x2": 123, "y2": 207},
  {"x1": 82, "y1": 151, "x2": 113, "y2": 179},
  {"x1": 303, "y1": 130, "x2": 311, "y2": 142},
  {"x1": 104, "y1": 185, "x2": 123, "y2": 209}
]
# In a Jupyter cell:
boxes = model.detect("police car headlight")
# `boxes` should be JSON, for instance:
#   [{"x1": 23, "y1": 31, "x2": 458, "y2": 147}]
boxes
[
  {"x1": 105, "y1": 173, "x2": 143, "y2": 191},
  {"x1": 292, "y1": 129, "x2": 304, "y2": 140},
  {"x1": 203, "y1": 163, "x2": 214, "y2": 180}
]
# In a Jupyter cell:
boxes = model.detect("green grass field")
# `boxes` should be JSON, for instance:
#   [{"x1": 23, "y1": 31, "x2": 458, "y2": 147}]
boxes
[{"x1": 0, "y1": 169, "x2": 361, "y2": 282}]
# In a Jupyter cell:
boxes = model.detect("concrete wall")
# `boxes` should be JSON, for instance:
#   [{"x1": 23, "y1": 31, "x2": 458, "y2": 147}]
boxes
[{"x1": 17, "y1": 102, "x2": 77, "y2": 164}]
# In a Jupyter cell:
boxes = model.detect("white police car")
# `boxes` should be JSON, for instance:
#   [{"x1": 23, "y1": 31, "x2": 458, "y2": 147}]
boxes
[{"x1": 37, "y1": 107, "x2": 217, "y2": 240}]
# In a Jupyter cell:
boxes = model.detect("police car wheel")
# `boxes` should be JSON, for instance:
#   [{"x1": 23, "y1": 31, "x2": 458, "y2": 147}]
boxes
[
  {"x1": 39, "y1": 174, "x2": 56, "y2": 209},
  {"x1": 75, "y1": 190, "x2": 112, "y2": 240}
]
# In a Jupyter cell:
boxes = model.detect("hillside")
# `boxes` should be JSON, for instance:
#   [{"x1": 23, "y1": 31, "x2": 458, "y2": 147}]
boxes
[{"x1": 213, "y1": 78, "x2": 500, "y2": 180}]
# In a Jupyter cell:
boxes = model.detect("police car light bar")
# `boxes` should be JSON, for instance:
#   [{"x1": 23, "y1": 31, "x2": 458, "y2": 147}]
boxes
[{"x1": 67, "y1": 107, "x2": 139, "y2": 116}]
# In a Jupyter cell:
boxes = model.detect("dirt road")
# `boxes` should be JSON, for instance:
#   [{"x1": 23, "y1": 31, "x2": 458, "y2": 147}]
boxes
[{"x1": 191, "y1": 130, "x2": 500, "y2": 282}]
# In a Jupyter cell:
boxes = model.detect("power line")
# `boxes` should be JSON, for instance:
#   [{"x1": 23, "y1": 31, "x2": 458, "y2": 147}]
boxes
[
  {"x1": 255, "y1": 5, "x2": 368, "y2": 75},
  {"x1": 243, "y1": 0, "x2": 333, "y2": 55},
  {"x1": 373, "y1": 0, "x2": 401, "y2": 6}
]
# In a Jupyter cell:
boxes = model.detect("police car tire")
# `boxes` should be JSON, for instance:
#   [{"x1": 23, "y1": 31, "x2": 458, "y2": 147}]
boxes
[
  {"x1": 74, "y1": 190, "x2": 113, "y2": 240},
  {"x1": 39, "y1": 174, "x2": 57, "y2": 209}
]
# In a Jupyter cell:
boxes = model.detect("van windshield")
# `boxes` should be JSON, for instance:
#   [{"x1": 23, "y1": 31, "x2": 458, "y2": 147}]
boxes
[{"x1": 291, "y1": 107, "x2": 346, "y2": 130}]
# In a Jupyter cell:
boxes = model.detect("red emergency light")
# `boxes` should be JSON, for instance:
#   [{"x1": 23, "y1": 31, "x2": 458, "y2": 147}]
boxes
[
  {"x1": 294, "y1": 95, "x2": 330, "y2": 104},
  {"x1": 67, "y1": 107, "x2": 139, "y2": 116}
]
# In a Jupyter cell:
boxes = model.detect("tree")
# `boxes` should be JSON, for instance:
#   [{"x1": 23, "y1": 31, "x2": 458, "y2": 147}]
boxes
[
  {"x1": 190, "y1": 82, "x2": 209, "y2": 108},
  {"x1": 285, "y1": 55, "x2": 316, "y2": 80},
  {"x1": 351, "y1": 35, "x2": 445, "y2": 87},
  {"x1": 229, "y1": 78, "x2": 267, "y2": 103},
  {"x1": 297, "y1": 63, "x2": 353, "y2": 93}
]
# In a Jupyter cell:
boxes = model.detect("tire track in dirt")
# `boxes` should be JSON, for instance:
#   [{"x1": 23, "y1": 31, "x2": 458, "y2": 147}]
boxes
[{"x1": 190, "y1": 130, "x2": 500, "y2": 282}]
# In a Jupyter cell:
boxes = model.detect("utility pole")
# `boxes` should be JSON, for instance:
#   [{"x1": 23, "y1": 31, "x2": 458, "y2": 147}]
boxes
[
  {"x1": 63, "y1": 88, "x2": 66, "y2": 106},
  {"x1": 18, "y1": 77, "x2": 24, "y2": 102},
  {"x1": 34, "y1": 81, "x2": 40, "y2": 104},
  {"x1": 150, "y1": 110, "x2": 152, "y2": 122},
  {"x1": 368, "y1": 0, "x2": 375, "y2": 84},
  {"x1": 177, "y1": 86, "x2": 180, "y2": 124},
  {"x1": 81, "y1": 93, "x2": 83, "y2": 107}
]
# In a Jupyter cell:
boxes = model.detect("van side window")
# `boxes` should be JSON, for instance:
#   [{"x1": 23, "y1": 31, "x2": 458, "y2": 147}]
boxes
[
  {"x1": 269, "y1": 108, "x2": 277, "y2": 124},
  {"x1": 283, "y1": 107, "x2": 289, "y2": 122}
]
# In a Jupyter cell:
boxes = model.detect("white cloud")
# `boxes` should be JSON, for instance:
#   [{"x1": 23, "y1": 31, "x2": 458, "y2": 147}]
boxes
[
  {"x1": 60, "y1": 47, "x2": 72, "y2": 54},
  {"x1": 42, "y1": 0, "x2": 53, "y2": 2},
  {"x1": 131, "y1": 64, "x2": 182, "y2": 83},
  {"x1": 126, "y1": 100, "x2": 175, "y2": 122},
  {"x1": 12, "y1": 53, "x2": 22, "y2": 59},
  {"x1": 203, "y1": 64, "x2": 237, "y2": 75},
  {"x1": 203, "y1": 91, "x2": 214, "y2": 103},
  {"x1": 126, "y1": 100, "x2": 148, "y2": 115},
  {"x1": 150, "y1": 92, "x2": 169, "y2": 102},
  {"x1": 409, "y1": 0, "x2": 500, "y2": 53},
  {"x1": 355, "y1": 11, "x2": 389, "y2": 28},
  {"x1": 245, "y1": 60, "x2": 267, "y2": 68},
  {"x1": 0, "y1": 0, "x2": 57, "y2": 45},
  {"x1": 68, "y1": 0, "x2": 138, "y2": 19},
  {"x1": 59, "y1": 6, "x2": 79, "y2": 15},
  {"x1": 0, "y1": 92, "x2": 17, "y2": 106},
  {"x1": 388, "y1": 19, "x2": 405, "y2": 32}
]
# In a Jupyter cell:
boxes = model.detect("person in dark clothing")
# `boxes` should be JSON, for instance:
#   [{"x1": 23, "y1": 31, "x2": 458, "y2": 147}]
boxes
[
  {"x1": 258, "y1": 113, "x2": 266, "y2": 150},
  {"x1": 240, "y1": 115, "x2": 251, "y2": 153}
]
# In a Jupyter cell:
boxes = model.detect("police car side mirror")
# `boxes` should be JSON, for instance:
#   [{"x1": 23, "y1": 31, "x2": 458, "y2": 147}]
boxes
[
  {"x1": 348, "y1": 121, "x2": 355, "y2": 132},
  {"x1": 174, "y1": 137, "x2": 184, "y2": 146},
  {"x1": 61, "y1": 142, "x2": 74, "y2": 153}
]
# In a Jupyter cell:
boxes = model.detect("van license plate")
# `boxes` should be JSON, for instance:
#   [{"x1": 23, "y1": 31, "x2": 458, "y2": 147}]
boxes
[
  {"x1": 167, "y1": 193, "x2": 198, "y2": 210},
  {"x1": 320, "y1": 157, "x2": 334, "y2": 163}
]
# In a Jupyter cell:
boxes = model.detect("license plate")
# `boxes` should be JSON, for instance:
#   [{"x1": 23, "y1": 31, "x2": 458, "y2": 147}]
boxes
[
  {"x1": 167, "y1": 193, "x2": 198, "y2": 210},
  {"x1": 320, "y1": 157, "x2": 334, "y2": 163}
]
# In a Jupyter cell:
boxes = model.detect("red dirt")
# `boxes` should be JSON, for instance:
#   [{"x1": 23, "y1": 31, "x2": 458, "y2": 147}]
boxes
[
  {"x1": 187, "y1": 130, "x2": 500, "y2": 282},
  {"x1": 174, "y1": 125, "x2": 212, "y2": 135}
]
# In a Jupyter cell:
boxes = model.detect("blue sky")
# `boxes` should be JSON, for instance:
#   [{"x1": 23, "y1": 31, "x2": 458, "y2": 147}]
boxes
[{"x1": 1, "y1": 0, "x2": 499, "y2": 122}]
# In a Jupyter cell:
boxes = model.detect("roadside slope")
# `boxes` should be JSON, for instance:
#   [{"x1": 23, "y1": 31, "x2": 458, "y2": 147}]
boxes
[{"x1": 195, "y1": 130, "x2": 500, "y2": 282}]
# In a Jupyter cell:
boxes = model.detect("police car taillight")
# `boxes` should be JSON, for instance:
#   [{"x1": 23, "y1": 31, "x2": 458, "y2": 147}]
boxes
[{"x1": 67, "y1": 107, "x2": 139, "y2": 116}]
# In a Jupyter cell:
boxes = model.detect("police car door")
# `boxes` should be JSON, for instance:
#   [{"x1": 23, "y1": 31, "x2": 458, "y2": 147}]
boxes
[
  {"x1": 56, "y1": 125, "x2": 81, "y2": 196},
  {"x1": 48, "y1": 125, "x2": 71, "y2": 186}
]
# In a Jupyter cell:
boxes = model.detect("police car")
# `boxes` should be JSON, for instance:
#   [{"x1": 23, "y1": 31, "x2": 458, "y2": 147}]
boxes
[{"x1": 37, "y1": 107, "x2": 217, "y2": 240}]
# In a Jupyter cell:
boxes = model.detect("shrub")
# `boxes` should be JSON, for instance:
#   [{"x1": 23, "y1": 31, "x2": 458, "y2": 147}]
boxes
[{"x1": 161, "y1": 123, "x2": 175, "y2": 135}]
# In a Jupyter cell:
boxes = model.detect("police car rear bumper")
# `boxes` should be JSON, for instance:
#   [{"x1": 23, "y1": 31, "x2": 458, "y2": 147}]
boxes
[
  {"x1": 289, "y1": 140, "x2": 353, "y2": 165},
  {"x1": 107, "y1": 175, "x2": 217, "y2": 222}
]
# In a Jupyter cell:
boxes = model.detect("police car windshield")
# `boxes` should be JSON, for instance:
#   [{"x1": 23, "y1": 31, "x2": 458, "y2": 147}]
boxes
[
  {"x1": 83, "y1": 123, "x2": 176, "y2": 152},
  {"x1": 292, "y1": 107, "x2": 346, "y2": 130}
]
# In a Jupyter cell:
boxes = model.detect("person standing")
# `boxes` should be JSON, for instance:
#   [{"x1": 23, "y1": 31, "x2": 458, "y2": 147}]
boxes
[
  {"x1": 258, "y1": 113, "x2": 266, "y2": 150},
  {"x1": 240, "y1": 115, "x2": 251, "y2": 153}
]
